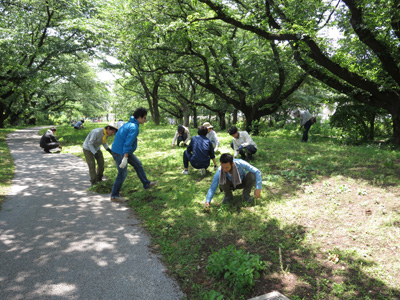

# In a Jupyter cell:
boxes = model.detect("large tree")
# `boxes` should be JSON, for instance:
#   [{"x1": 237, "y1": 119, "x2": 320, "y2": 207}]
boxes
[
  {"x1": 0, "y1": 0, "x2": 104, "y2": 127},
  {"x1": 195, "y1": 0, "x2": 400, "y2": 143}
]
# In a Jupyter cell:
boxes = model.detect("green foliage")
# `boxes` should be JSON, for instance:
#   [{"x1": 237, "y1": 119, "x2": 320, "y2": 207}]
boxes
[
  {"x1": 207, "y1": 245, "x2": 267, "y2": 293},
  {"x1": 330, "y1": 101, "x2": 390, "y2": 143}
]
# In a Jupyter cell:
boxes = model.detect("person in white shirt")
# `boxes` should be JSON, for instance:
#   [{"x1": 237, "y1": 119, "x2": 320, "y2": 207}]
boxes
[
  {"x1": 171, "y1": 125, "x2": 190, "y2": 148},
  {"x1": 294, "y1": 109, "x2": 315, "y2": 142},
  {"x1": 228, "y1": 126, "x2": 257, "y2": 161},
  {"x1": 202, "y1": 122, "x2": 219, "y2": 152}
]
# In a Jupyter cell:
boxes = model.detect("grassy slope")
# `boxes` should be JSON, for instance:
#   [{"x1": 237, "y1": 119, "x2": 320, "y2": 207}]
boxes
[{"x1": 5, "y1": 123, "x2": 400, "y2": 300}]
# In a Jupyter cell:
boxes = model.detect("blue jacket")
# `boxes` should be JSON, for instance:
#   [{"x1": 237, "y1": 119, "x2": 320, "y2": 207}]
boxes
[
  {"x1": 206, "y1": 159, "x2": 262, "y2": 203},
  {"x1": 187, "y1": 135, "x2": 215, "y2": 168},
  {"x1": 111, "y1": 116, "x2": 139, "y2": 155}
]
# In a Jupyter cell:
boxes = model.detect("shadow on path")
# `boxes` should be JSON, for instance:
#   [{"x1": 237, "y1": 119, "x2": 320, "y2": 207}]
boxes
[{"x1": 0, "y1": 127, "x2": 183, "y2": 300}]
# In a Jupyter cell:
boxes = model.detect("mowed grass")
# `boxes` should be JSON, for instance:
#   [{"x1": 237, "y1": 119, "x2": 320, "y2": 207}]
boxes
[{"x1": 5, "y1": 123, "x2": 400, "y2": 299}]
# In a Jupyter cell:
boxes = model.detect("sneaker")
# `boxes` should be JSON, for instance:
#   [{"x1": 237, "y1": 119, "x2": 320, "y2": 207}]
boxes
[
  {"x1": 44, "y1": 149, "x2": 50, "y2": 153},
  {"x1": 182, "y1": 170, "x2": 189, "y2": 175},
  {"x1": 110, "y1": 196, "x2": 126, "y2": 203},
  {"x1": 146, "y1": 181, "x2": 158, "y2": 190},
  {"x1": 200, "y1": 168, "x2": 206, "y2": 176}
]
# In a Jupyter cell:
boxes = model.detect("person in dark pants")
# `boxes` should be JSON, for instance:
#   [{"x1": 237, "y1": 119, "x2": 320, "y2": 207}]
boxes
[
  {"x1": 203, "y1": 153, "x2": 262, "y2": 209},
  {"x1": 182, "y1": 126, "x2": 217, "y2": 176},
  {"x1": 172, "y1": 125, "x2": 190, "y2": 148},
  {"x1": 294, "y1": 109, "x2": 315, "y2": 142},
  {"x1": 228, "y1": 126, "x2": 257, "y2": 161},
  {"x1": 82, "y1": 122, "x2": 118, "y2": 186},
  {"x1": 40, "y1": 127, "x2": 62, "y2": 153}
]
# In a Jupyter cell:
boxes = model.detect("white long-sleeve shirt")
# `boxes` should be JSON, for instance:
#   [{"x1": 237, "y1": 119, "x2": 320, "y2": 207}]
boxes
[
  {"x1": 172, "y1": 126, "x2": 190, "y2": 146},
  {"x1": 232, "y1": 131, "x2": 257, "y2": 158},
  {"x1": 206, "y1": 130, "x2": 220, "y2": 149},
  {"x1": 299, "y1": 110, "x2": 313, "y2": 126}
]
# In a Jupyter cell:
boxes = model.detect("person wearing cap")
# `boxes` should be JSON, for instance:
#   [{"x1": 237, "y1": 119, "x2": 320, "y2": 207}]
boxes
[
  {"x1": 294, "y1": 109, "x2": 315, "y2": 142},
  {"x1": 228, "y1": 126, "x2": 257, "y2": 161},
  {"x1": 203, "y1": 153, "x2": 262, "y2": 209},
  {"x1": 110, "y1": 108, "x2": 158, "y2": 203},
  {"x1": 203, "y1": 122, "x2": 220, "y2": 153},
  {"x1": 82, "y1": 122, "x2": 118, "y2": 185},
  {"x1": 172, "y1": 125, "x2": 190, "y2": 148},
  {"x1": 40, "y1": 126, "x2": 62, "y2": 153}
]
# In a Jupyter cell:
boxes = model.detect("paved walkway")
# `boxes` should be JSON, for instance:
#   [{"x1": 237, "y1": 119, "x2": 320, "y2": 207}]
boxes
[{"x1": 0, "y1": 127, "x2": 183, "y2": 300}]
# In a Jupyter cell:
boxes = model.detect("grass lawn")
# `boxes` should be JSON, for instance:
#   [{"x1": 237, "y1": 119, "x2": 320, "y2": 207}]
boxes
[
  {"x1": 0, "y1": 128, "x2": 16, "y2": 209},
  {"x1": 7, "y1": 123, "x2": 400, "y2": 299}
]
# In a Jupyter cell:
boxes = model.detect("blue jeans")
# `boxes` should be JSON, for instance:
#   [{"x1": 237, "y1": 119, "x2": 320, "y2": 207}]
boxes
[{"x1": 111, "y1": 152, "x2": 151, "y2": 197}]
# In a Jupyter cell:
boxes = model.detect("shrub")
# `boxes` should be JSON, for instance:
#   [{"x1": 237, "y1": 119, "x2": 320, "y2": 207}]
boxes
[{"x1": 206, "y1": 245, "x2": 267, "y2": 293}]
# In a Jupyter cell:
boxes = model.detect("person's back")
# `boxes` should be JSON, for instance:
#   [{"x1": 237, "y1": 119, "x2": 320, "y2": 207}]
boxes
[{"x1": 190, "y1": 135, "x2": 213, "y2": 166}]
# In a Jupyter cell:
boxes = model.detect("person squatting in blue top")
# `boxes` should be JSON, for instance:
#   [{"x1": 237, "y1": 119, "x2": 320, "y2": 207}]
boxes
[
  {"x1": 182, "y1": 125, "x2": 217, "y2": 176},
  {"x1": 109, "y1": 107, "x2": 158, "y2": 203},
  {"x1": 203, "y1": 153, "x2": 262, "y2": 209}
]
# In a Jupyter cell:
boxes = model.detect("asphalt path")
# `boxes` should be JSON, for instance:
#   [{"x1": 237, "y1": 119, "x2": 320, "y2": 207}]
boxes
[{"x1": 0, "y1": 127, "x2": 183, "y2": 300}]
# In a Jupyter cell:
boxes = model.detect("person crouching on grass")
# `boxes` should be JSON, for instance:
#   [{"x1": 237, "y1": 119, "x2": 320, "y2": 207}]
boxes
[
  {"x1": 203, "y1": 153, "x2": 262, "y2": 210},
  {"x1": 82, "y1": 122, "x2": 118, "y2": 186}
]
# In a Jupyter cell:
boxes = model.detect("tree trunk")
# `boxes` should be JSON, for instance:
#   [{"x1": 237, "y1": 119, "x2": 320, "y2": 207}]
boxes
[
  {"x1": 232, "y1": 109, "x2": 238, "y2": 124},
  {"x1": 192, "y1": 106, "x2": 198, "y2": 128},
  {"x1": 218, "y1": 112, "x2": 226, "y2": 129},
  {"x1": 368, "y1": 113, "x2": 375, "y2": 141},
  {"x1": 183, "y1": 109, "x2": 190, "y2": 127},
  {"x1": 392, "y1": 113, "x2": 400, "y2": 145}
]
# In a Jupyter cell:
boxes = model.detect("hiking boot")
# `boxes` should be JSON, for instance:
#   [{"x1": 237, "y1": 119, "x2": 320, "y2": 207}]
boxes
[
  {"x1": 182, "y1": 170, "x2": 189, "y2": 175},
  {"x1": 44, "y1": 149, "x2": 51, "y2": 153},
  {"x1": 146, "y1": 181, "x2": 158, "y2": 190},
  {"x1": 200, "y1": 168, "x2": 206, "y2": 176},
  {"x1": 110, "y1": 196, "x2": 126, "y2": 203}
]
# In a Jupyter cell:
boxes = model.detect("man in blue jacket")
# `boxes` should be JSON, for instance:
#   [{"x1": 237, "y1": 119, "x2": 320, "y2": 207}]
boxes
[
  {"x1": 182, "y1": 126, "x2": 217, "y2": 176},
  {"x1": 203, "y1": 153, "x2": 262, "y2": 209},
  {"x1": 110, "y1": 108, "x2": 158, "y2": 202}
]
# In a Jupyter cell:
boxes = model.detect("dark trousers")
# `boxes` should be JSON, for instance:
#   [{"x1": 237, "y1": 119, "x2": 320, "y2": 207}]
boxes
[
  {"x1": 230, "y1": 143, "x2": 257, "y2": 160},
  {"x1": 177, "y1": 133, "x2": 188, "y2": 146},
  {"x1": 219, "y1": 172, "x2": 255, "y2": 201},
  {"x1": 43, "y1": 142, "x2": 59, "y2": 152},
  {"x1": 302, "y1": 120, "x2": 313, "y2": 142},
  {"x1": 183, "y1": 150, "x2": 209, "y2": 169}
]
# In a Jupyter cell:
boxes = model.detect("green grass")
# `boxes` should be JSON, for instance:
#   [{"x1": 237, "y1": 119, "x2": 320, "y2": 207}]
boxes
[
  {"x1": 6, "y1": 123, "x2": 400, "y2": 299},
  {"x1": 0, "y1": 128, "x2": 17, "y2": 209}
]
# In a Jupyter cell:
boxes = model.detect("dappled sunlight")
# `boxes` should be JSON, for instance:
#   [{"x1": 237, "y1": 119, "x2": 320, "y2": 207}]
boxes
[{"x1": 1, "y1": 127, "x2": 183, "y2": 300}]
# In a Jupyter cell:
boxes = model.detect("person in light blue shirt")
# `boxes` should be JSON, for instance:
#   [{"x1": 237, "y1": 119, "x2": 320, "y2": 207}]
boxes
[{"x1": 204, "y1": 153, "x2": 262, "y2": 209}]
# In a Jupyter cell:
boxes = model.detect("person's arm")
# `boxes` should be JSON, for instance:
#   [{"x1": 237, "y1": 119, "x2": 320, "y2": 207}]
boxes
[
  {"x1": 172, "y1": 131, "x2": 178, "y2": 147},
  {"x1": 204, "y1": 170, "x2": 220, "y2": 207},
  {"x1": 185, "y1": 128, "x2": 190, "y2": 144},
  {"x1": 232, "y1": 139, "x2": 239, "y2": 158},
  {"x1": 240, "y1": 132, "x2": 252, "y2": 147},
  {"x1": 240, "y1": 161, "x2": 262, "y2": 197}
]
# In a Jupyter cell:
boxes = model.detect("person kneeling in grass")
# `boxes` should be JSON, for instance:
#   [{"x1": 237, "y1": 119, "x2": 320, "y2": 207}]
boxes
[
  {"x1": 203, "y1": 153, "x2": 262, "y2": 209},
  {"x1": 82, "y1": 122, "x2": 118, "y2": 186}
]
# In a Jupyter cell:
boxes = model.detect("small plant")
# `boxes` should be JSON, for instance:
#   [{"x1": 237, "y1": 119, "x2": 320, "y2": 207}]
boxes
[
  {"x1": 357, "y1": 188, "x2": 368, "y2": 196},
  {"x1": 336, "y1": 184, "x2": 351, "y2": 194},
  {"x1": 203, "y1": 290, "x2": 224, "y2": 300},
  {"x1": 207, "y1": 245, "x2": 267, "y2": 293},
  {"x1": 304, "y1": 185, "x2": 314, "y2": 194}
]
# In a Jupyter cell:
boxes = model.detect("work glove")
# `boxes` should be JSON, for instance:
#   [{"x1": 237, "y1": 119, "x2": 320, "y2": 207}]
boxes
[
  {"x1": 238, "y1": 145, "x2": 243, "y2": 151},
  {"x1": 106, "y1": 148, "x2": 112, "y2": 154},
  {"x1": 94, "y1": 152, "x2": 99, "y2": 159},
  {"x1": 119, "y1": 156, "x2": 128, "y2": 169}
]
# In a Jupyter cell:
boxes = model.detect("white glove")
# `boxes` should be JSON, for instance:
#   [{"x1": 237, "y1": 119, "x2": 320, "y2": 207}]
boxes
[{"x1": 119, "y1": 156, "x2": 128, "y2": 169}]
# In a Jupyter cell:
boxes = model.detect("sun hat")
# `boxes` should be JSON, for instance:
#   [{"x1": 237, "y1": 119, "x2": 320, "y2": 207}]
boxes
[
  {"x1": 106, "y1": 122, "x2": 118, "y2": 131},
  {"x1": 202, "y1": 122, "x2": 213, "y2": 129}
]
